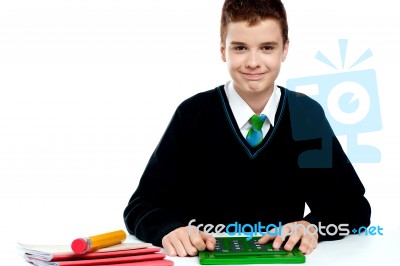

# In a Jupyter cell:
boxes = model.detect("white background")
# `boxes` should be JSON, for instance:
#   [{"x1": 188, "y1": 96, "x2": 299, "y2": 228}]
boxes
[{"x1": 0, "y1": 0, "x2": 399, "y2": 264}]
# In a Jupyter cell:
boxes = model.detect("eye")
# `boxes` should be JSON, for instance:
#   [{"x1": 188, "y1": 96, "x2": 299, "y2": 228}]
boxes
[
  {"x1": 262, "y1": 45, "x2": 274, "y2": 51},
  {"x1": 233, "y1": 46, "x2": 247, "y2": 51}
]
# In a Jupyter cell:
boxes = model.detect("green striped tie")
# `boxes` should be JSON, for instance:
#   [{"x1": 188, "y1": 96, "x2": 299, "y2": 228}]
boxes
[{"x1": 246, "y1": 114, "x2": 267, "y2": 147}]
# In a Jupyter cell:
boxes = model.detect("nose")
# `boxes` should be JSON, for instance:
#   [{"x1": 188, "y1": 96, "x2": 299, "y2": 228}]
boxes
[{"x1": 245, "y1": 51, "x2": 261, "y2": 69}]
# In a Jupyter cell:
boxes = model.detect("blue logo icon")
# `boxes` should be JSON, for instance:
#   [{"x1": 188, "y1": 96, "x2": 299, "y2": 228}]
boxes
[{"x1": 287, "y1": 39, "x2": 382, "y2": 166}]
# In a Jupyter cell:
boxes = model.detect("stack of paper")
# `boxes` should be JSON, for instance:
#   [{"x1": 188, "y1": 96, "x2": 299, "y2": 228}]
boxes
[{"x1": 18, "y1": 242, "x2": 174, "y2": 265}]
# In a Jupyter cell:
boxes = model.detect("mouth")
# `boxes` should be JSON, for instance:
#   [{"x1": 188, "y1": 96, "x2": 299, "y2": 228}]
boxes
[{"x1": 241, "y1": 72, "x2": 265, "y2": 80}]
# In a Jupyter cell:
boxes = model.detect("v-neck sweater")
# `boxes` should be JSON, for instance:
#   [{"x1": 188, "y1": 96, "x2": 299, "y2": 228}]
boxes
[{"x1": 123, "y1": 85, "x2": 371, "y2": 247}]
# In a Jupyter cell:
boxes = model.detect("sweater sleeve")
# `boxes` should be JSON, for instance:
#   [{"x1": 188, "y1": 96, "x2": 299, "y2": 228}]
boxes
[
  {"x1": 293, "y1": 94, "x2": 371, "y2": 241},
  {"x1": 123, "y1": 107, "x2": 187, "y2": 247},
  {"x1": 302, "y1": 136, "x2": 372, "y2": 242}
]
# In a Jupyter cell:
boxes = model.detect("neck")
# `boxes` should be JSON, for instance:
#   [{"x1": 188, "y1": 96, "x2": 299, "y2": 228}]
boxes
[{"x1": 237, "y1": 87, "x2": 274, "y2": 114}]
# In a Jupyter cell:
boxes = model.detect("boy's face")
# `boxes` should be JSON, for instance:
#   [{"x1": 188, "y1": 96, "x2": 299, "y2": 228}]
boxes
[{"x1": 221, "y1": 18, "x2": 289, "y2": 97}]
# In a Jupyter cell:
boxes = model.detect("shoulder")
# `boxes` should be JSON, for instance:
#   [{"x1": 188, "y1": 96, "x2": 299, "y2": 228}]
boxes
[
  {"x1": 176, "y1": 85, "x2": 223, "y2": 115},
  {"x1": 280, "y1": 86, "x2": 334, "y2": 139},
  {"x1": 282, "y1": 86, "x2": 324, "y2": 113},
  {"x1": 180, "y1": 87, "x2": 220, "y2": 107},
  {"x1": 281, "y1": 86, "x2": 326, "y2": 120}
]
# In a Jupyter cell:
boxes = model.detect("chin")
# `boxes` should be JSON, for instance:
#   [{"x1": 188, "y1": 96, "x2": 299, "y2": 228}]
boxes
[{"x1": 246, "y1": 84, "x2": 267, "y2": 93}]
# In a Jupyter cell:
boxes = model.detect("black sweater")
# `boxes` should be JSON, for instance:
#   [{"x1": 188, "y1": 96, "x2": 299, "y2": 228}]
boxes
[{"x1": 123, "y1": 85, "x2": 371, "y2": 247}]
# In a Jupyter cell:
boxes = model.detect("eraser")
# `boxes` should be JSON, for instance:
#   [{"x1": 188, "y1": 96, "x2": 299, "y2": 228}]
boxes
[{"x1": 71, "y1": 238, "x2": 88, "y2": 254}]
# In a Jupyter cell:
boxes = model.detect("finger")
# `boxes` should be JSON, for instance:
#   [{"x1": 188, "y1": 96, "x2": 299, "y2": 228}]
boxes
[
  {"x1": 205, "y1": 235, "x2": 216, "y2": 251},
  {"x1": 258, "y1": 227, "x2": 277, "y2": 244},
  {"x1": 273, "y1": 223, "x2": 295, "y2": 249},
  {"x1": 171, "y1": 239, "x2": 189, "y2": 257},
  {"x1": 187, "y1": 224, "x2": 200, "y2": 238},
  {"x1": 304, "y1": 235, "x2": 318, "y2": 255},
  {"x1": 272, "y1": 235, "x2": 286, "y2": 249},
  {"x1": 298, "y1": 236, "x2": 310, "y2": 254},
  {"x1": 258, "y1": 234, "x2": 274, "y2": 244},
  {"x1": 283, "y1": 230, "x2": 302, "y2": 251},
  {"x1": 166, "y1": 229, "x2": 196, "y2": 257},
  {"x1": 188, "y1": 230, "x2": 207, "y2": 252},
  {"x1": 178, "y1": 230, "x2": 199, "y2": 256},
  {"x1": 162, "y1": 235, "x2": 177, "y2": 257},
  {"x1": 298, "y1": 226, "x2": 318, "y2": 254}
]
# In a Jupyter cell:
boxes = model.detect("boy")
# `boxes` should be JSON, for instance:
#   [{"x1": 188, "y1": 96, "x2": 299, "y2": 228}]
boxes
[{"x1": 123, "y1": 0, "x2": 371, "y2": 257}]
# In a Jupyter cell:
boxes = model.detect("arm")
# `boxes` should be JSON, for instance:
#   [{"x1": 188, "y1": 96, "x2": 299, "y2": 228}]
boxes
[
  {"x1": 291, "y1": 91, "x2": 371, "y2": 240},
  {"x1": 123, "y1": 108, "x2": 186, "y2": 247},
  {"x1": 123, "y1": 99, "x2": 216, "y2": 255},
  {"x1": 259, "y1": 91, "x2": 371, "y2": 253},
  {"x1": 302, "y1": 129, "x2": 372, "y2": 241}
]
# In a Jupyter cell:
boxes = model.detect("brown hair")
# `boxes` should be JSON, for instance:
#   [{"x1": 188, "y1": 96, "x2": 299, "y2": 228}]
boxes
[{"x1": 220, "y1": 0, "x2": 289, "y2": 45}]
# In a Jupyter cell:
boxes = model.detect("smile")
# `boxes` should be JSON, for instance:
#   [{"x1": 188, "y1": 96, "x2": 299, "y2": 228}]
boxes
[{"x1": 241, "y1": 72, "x2": 265, "y2": 80}]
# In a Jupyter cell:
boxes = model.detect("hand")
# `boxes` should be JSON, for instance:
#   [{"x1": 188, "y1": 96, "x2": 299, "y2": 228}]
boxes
[
  {"x1": 162, "y1": 226, "x2": 216, "y2": 257},
  {"x1": 258, "y1": 220, "x2": 318, "y2": 255}
]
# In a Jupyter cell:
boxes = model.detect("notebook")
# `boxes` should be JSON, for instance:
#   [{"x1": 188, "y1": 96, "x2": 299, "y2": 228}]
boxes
[
  {"x1": 24, "y1": 253, "x2": 173, "y2": 266},
  {"x1": 199, "y1": 236, "x2": 305, "y2": 264},
  {"x1": 19, "y1": 242, "x2": 174, "y2": 266},
  {"x1": 19, "y1": 242, "x2": 153, "y2": 261}
]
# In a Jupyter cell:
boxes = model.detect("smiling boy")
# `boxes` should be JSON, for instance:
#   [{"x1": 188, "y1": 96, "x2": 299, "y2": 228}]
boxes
[
  {"x1": 123, "y1": 0, "x2": 371, "y2": 257},
  {"x1": 221, "y1": 16, "x2": 288, "y2": 115}
]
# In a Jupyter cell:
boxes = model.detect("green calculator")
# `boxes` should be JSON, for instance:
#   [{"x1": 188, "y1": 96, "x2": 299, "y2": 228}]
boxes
[{"x1": 199, "y1": 236, "x2": 305, "y2": 264}]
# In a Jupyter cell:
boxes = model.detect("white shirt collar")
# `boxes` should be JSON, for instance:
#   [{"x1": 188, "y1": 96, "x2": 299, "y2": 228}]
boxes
[{"x1": 224, "y1": 80, "x2": 281, "y2": 130}]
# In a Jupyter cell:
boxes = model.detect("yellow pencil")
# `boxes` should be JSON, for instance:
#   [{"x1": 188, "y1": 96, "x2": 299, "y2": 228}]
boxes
[{"x1": 71, "y1": 230, "x2": 127, "y2": 254}]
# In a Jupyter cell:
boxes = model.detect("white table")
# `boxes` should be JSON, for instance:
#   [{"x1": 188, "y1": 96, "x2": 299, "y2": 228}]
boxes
[
  {"x1": 166, "y1": 230, "x2": 398, "y2": 266},
  {"x1": 9, "y1": 229, "x2": 398, "y2": 265}
]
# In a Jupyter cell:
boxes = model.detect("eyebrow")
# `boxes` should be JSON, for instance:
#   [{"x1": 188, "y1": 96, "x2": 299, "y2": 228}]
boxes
[{"x1": 230, "y1": 41, "x2": 279, "y2": 46}]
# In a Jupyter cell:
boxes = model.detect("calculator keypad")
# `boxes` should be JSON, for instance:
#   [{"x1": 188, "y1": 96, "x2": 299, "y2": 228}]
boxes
[{"x1": 212, "y1": 237, "x2": 287, "y2": 254}]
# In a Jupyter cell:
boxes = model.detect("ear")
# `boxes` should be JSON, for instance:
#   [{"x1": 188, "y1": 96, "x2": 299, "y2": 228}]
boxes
[
  {"x1": 281, "y1": 39, "x2": 289, "y2": 62},
  {"x1": 281, "y1": 40, "x2": 289, "y2": 62},
  {"x1": 220, "y1": 43, "x2": 227, "y2": 62}
]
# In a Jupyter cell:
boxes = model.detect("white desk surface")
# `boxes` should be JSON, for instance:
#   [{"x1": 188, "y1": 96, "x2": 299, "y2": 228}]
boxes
[{"x1": 8, "y1": 229, "x2": 398, "y2": 266}]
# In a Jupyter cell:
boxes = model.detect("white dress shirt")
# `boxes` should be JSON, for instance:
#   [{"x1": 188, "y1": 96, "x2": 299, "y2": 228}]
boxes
[{"x1": 224, "y1": 80, "x2": 281, "y2": 139}]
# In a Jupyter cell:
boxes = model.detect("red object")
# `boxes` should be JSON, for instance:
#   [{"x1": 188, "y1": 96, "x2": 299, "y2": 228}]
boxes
[
  {"x1": 25, "y1": 247, "x2": 162, "y2": 261},
  {"x1": 71, "y1": 238, "x2": 88, "y2": 254},
  {"x1": 25, "y1": 252, "x2": 173, "y2": 265}
]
